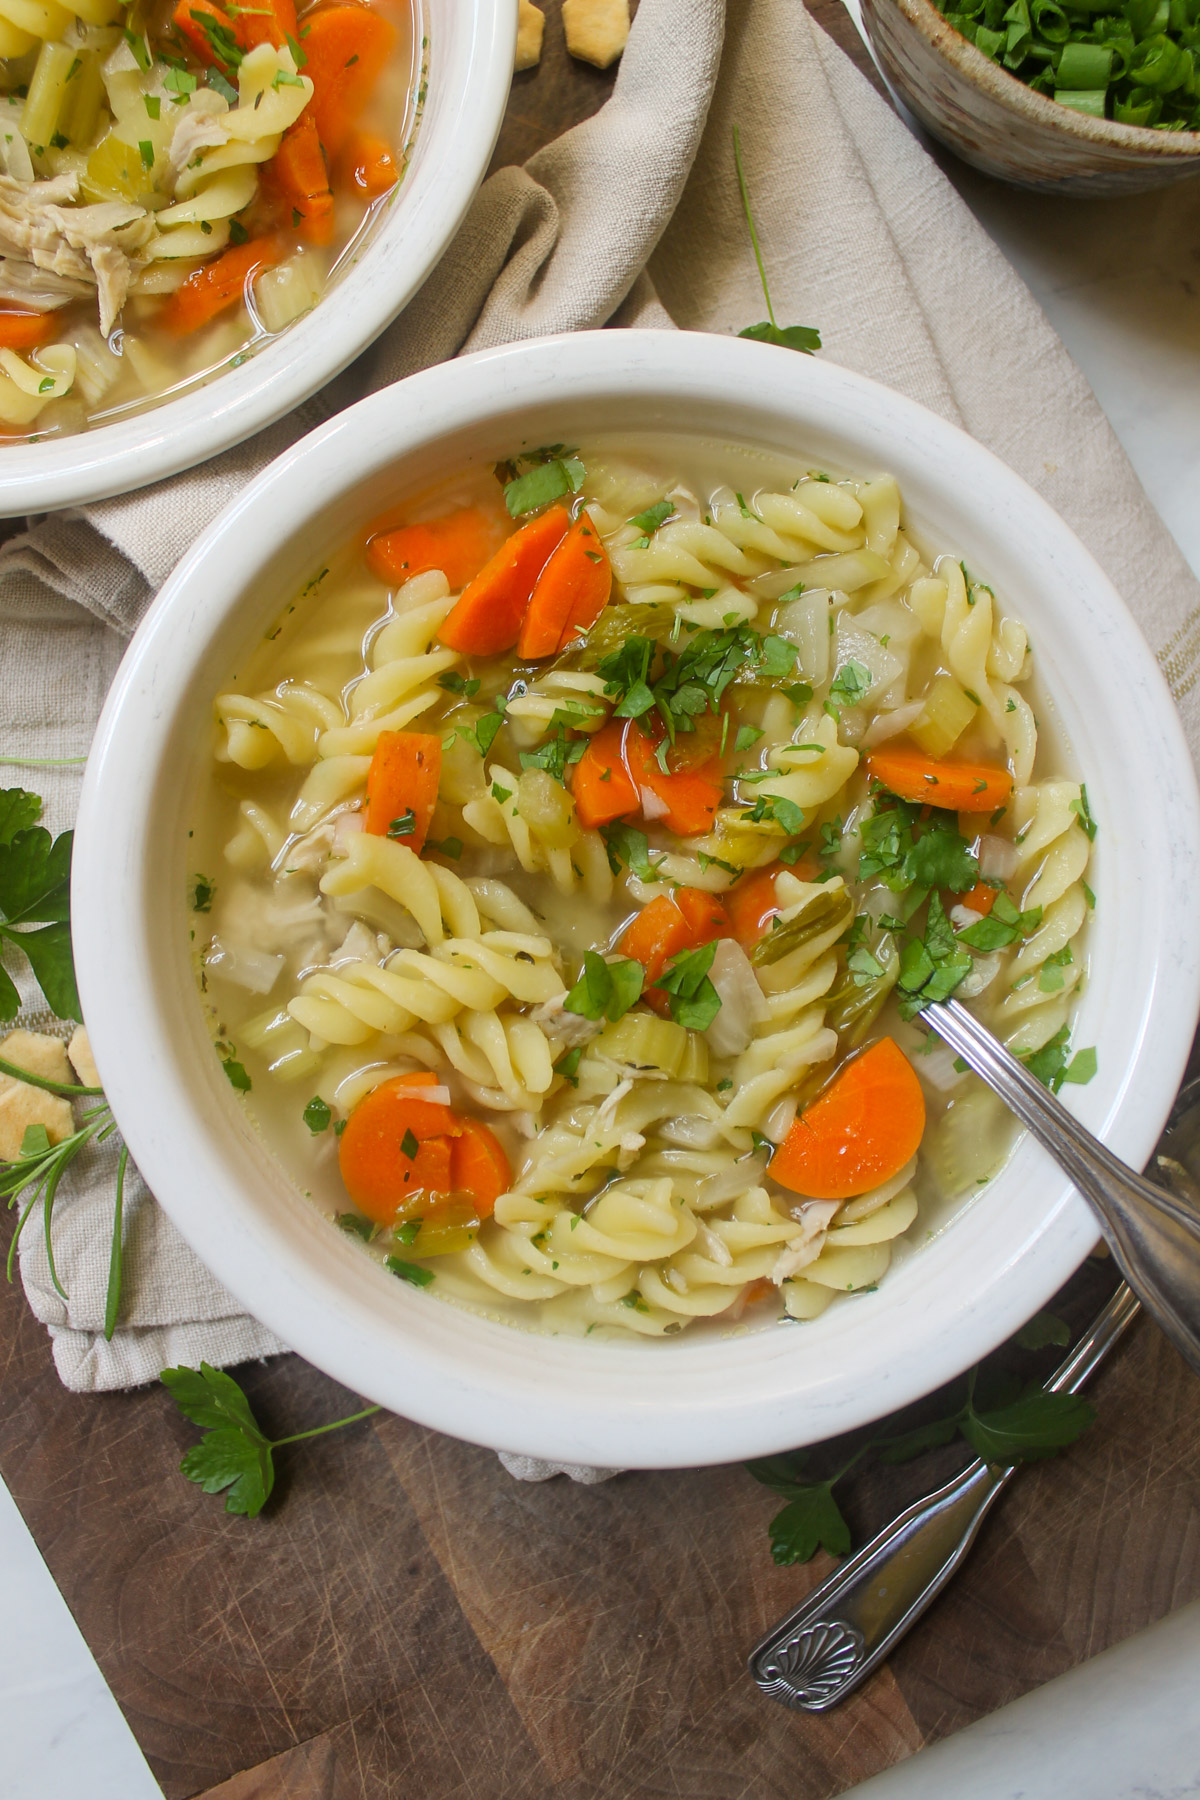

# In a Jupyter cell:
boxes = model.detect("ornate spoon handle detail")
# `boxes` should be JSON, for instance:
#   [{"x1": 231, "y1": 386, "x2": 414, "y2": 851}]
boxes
[
  {"x1": 923, "y1": 1000, "x2": 1200, "y2": 1377},
  {"x1": 747, "y1": 1284, "x2": 1140, "y2": 1710}
]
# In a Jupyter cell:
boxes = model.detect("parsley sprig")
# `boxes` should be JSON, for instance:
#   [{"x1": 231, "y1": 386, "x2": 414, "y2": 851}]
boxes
[
  {"x1": 732, "y1": 126, "x2": 822, "y2": 355},
  {"x1": 161, "y1": 1362, "x2": 381, "y2": 1517},
  {"x1": 563, "y1": 951, "x2": 644, "y2": 1023},
  {"x1": 747, "y1": 1330, "x2": 1094, "y2": 1566},
  {"x1": 0, "y1": 787, "x2": 80, "y2": 1021},
  {"x1": 497, "y1": 445, "x2": 586, "y2": 519},
  {"x1": 596, "y1": 626, "x2": 796, "y2": 758}
]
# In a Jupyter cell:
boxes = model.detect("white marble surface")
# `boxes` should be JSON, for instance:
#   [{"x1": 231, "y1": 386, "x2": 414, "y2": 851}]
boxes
[
  {"x1": 0, "y1": 1477, "x2": 162, "y2": 1799},
  {"x1": 2, "y1": 51, "x2": 1199, "y2": 1793}
]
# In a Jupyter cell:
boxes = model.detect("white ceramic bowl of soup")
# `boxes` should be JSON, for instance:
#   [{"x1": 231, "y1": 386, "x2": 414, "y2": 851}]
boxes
[
  {"x1": 73, "y1": 330, "x2": 1200, "y2": 1468},
  {"x1": 0, "y1": 0, "x2": 515, "y2": 518}
]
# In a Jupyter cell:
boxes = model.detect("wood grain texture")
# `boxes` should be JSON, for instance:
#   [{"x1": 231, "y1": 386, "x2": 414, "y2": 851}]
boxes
[{"x1": 2, "y1": 10, "x2": 1199, "y2": 1800}]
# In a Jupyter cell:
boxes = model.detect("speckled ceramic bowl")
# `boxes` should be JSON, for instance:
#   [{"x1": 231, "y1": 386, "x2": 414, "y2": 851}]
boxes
[{"x1": 860, "y1": 0, "x2": 1200, "y2": 193}]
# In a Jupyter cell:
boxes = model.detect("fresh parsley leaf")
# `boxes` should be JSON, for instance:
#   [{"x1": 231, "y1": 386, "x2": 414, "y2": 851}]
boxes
[
  {"x1": 630, "y1": 500, "x2": 674, "y2": 534},
  {"x1": 0, "y1": 820, "x2": 72, "y2": 922},
  {"x1": 426, "y1": 836, "x2": 463, "y2": 860},
  {"x1": 206, "y1": 65, "x2": 239, "y2": 105},
  {"x1": 161, "y1": 1362, "x2": 380, "y2": 1516},
  {"x1": 302, "y1": 1096, "x2": 331, "y2": 1134},
  {"x1": 1063, "y1": 1045, "x2": 1098, "y2": 1086},
  {"x1": 1015, "y1": 1310, "x2": 1072, "y2": 1351},
  {"x1": 1037, "y1": 944, "x2": 1073, "y2": 992},
  {"x1": 961, "y1": 1384, "x2": 1095, "y2": 1465},
  {"x1": 766, "y1": 1483, "x2": 850, "y2": 1564},
  {"x1": 760, "y1": 634, "x2": 797, "y2": 681},
  {"x1": 897, "y1": 892, "x2": 973, "y2": 1019},
  {"x1": 827, "y1": 661, "x2": 873, "y2": 713},
  {"x1": 654, "y1": 939, "x2": 722, "y2": 1031},
  {"x1": 221, "y1": 1053, "x2": 251, "y2": 1092},
  {"x1": 0, "y1": 788, "x2": 41, "y2": 846},
  {"x1": 957, "y1": 889, "x2": 1041, "y2": 950},
  {"x1": 734, "y1": 725, "x2": 763, "y2": 752},
  {"x1": 564, "y1": 950, "x2": 644, "y2": 1023},
  {"x1": 739, "y1": 321, "x2": 823, "y2": 354},
  {"x1": 387, "y1": 1256, "x2": 434, "y2": 1287},
  {"x1": 600, "y1": 822, "x2": 653, "y2": 880},
  {"x1": 874, "y1": 1417, "x2": 961, "y2": 1464},
  {"x1": 503, "y1": 455, "x2": 586, "y2": 518},
  {"x1": 438, "y1": 671, "x2": 480, "y2": 698},
  {"x1": 1021, "y1": 1027, "x2": 1097, "y2": 1094},
  {"x1": 471, "y1": 701, "x2": 506, "y2": 759},
  {"x1": 1070, "y1": 784, "x2": 1097, "y2": 841},
  {"x1": 554, "y1": 1043, "x2": 584, "y2": 1086},
  {"x1": 519, "y1": 725, "x2": 587, "y2": 787}
]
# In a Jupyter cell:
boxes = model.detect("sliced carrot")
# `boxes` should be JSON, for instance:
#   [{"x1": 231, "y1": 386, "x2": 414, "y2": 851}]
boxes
[
  {"x1": 160, "y1": 237, "x2": 283, "y2": 335},
  {"x1": 301, "y1": 3, "x2": 396, "y2": 160},
  {"x1": 517, "y1": 512, "x2": 612, "y2": 659},
  {"x1": 235, "y1": 0, "x2": 296, "y2": 52},
  {"x1": 437, "y1": 507, "x2": 568, "y2": 654},
  {"x1": 363, "y1": 730, "x2": 441, "y2": 851},
  {"x1": 959, "y1": 881, "x2": 997, "y2": 917},
  {"x1": 449, "y1": 1118, "x2": 511, "y2": 1219},
  {"x1": 338, "y1": 1075, "x2": 461, "y2": 1225},
  {"x1": 619, "y1": 887, "x2": 728, "y2": 1017},
  {"x1": 342, "y1": 128, "x2": 397, "y2": 195},
  {"x1": 571, "y1": 719, "x2": 639, "y2": 830},
  {"x1": 173, "y1": 0, "x2": 234, "y2": 67},
  {"x1": 0, "y1": 309, "x2": 56, "y2": 352},
  {"x1": 866, "y1": 744, "x2": 1013, "y2": 814},
  {"x1": 727, "y1": 856, "x2": 819, "y2": 950},
  {"x1": 675, "y1": 887, "x2": 731, "y2": 944},
  {"x1": 368, "y1": 504, "x2": 510, "y2": 596},
  {"x1": 624, "y1": 725, "x2": 723, "y2": 838},
  {"x1": 264, "y1": 114, "x2": 333, "y2": 246},
  {"x1": 770, "y1": 1037, "x2": 926, "y2": 1201}
]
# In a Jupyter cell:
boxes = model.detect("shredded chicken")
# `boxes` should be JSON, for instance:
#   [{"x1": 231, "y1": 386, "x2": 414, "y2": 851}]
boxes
[
  {"x1": 0, "y1": 174, "x2": 155, "y2": 333},
  {"x1": 531, "y1": 991, "x2": 602, "y2": 1052},
  {"x1": 168, "y1": 110, "x2": 229, "y2": 177},
  {"x1": 0, "y1": 256, "x2": 85, "y2": 310}
]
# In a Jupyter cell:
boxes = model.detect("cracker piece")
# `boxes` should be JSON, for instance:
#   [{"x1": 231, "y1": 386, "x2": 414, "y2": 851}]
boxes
[
  {"x1": 0, "y1": 1030, "x2": 74, "y2": 1162},
  {"x1": 68, "y1": 1024, "x2": 101, "y2": 1091},
  {"x1": 562, "y1": 0, "x2": 630, "y2": 68},
  {"x1": 516, "y1": 0, "x2": 545, "y2": 70}
]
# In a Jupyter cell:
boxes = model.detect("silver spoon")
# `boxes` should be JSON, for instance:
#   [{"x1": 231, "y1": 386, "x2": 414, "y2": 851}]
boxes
[
  {"x1": 920, "y1": 999, "x2": 1200, "y2": 1376},
  {"x1": 748, "y1": 1070, "x2": 1200, "y2": 1710}
]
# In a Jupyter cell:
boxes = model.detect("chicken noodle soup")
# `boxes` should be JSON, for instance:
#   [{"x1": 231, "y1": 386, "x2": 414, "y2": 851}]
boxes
[
  {"x1": 191, "y1": 435, "x2": 1096, "y2": 1338},
  {"x1": 0, "y1": 0, "x2": 420, "y2": 438}
]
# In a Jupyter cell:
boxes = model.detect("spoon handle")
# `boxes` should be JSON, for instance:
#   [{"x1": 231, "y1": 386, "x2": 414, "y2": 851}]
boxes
[
  {"x1": 923, "y1": 1000, "x2": 1200, "y2": 1377},
  {"x1": 748, "y1": 1283, "x2": 1140, "y2": 1710}
]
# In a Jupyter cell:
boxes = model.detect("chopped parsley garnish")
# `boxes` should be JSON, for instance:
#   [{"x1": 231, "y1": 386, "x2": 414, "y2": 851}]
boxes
[
  {"x1": 857, "y1": 795, "x2": 978, "y2": 895},
  {"x1": 302, "y1": 1096, "x2": 331, "y2": 1133},
  {"x1": 554, "y1": 1044, "x2": 584, "y2": 1086},
  {"x1": 438, "y1": 671, "x2": 480, "y2": 698},
  {"x1": 596, "y1": 624, "x2": 792, "y2": 754},
  {"x1": 501, "y1": 448, "x2": 586, "y2": 518},
  {"x1": 653, "y1": 940, "x2": 722, "y2": 1031},
  {"x1": 1070, "y1": 784, "x2": 1097, "y2": 841},
  {"x1": 896, "y1": 891, "x2": 972, "y2": 1019},
  {"x1": 630, "y1": 499, "x2": 674, "y2": 535},
  {"x1": 387, "y1": 1257, "x2": 434, "y2": 1287},
  {"x1": 519, "y1": 724, "x2": 587, "y2": 786},
  {"x1": 957, "y1": 889, "x2": 1041, "y2": 950},
  {"x1": 599, "y1": 821, "x2": 654, "y2": 880},
  {"x1": 564, "y1": 950, "x2": 644, "y2": 1023},
  {"x1": 387, "y1": 808, "x2": 417, "y2": 839},
  {"x1": 189, "y1": 874, "x2": 215, "y2": 912},
  {"x1": 206, "y1": 65, "x2": 239, "y2": 104},
  {"x1": 826, "y1": 659, "x2": 872, "y2": 712},
  {"x1": 123, "y1": 25, "x2": 151, "y2": 67},
  {"x1": 400, "y1": 1127, "x2": 419, "y2": 1160},
  {"x1": 1021, "y1": 1026, "x2": 1097, "y2": 1094}
]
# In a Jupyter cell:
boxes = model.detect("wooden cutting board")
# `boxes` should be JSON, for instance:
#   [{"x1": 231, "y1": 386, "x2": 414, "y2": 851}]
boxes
[{"x1": 2, "y1": 8, "x2": 1198, "y2": 1796}]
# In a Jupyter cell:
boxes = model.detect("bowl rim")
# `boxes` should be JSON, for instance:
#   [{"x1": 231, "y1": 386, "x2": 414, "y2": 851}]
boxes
[
  {"x1": 72, "y1": 328, "x2": 1200, "y2": 1468},
  {"x1": 865, "y1": 0, "x2": 1200, "y2": 154},
  {"x1": 0, "y1": 0, "x2": 517, "y2": 519}
]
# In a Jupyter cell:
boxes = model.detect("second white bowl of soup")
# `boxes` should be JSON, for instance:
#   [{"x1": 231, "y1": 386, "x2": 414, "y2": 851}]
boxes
[
  {"x1": 74, "y1": 331, "x2": 1200, "y2": 1468},
  {"x1": 0, "y1": 0, "x2": 514, "y2": 513}
]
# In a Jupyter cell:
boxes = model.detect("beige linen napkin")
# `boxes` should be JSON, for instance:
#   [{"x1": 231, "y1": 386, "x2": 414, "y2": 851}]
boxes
[{"x1": 5, "y1": 0, "x2": 1200, "y2": 1422}]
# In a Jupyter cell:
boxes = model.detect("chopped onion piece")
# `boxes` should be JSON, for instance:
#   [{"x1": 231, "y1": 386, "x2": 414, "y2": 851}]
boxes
[
  {"x1": 706, "y1": 938, "x2": 769, "y2": 1056},
  {"x1": 205, "y1": 936, "x2": 284, "y2": 995}
]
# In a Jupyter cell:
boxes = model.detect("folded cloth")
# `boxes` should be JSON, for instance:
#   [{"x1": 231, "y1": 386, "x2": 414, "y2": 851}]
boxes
[{"x1": 5, "y1": 0, "x2": 1199, "y2": 1456}]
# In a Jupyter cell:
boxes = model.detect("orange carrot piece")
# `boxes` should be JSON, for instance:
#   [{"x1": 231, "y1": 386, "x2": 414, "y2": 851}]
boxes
[
  {"x1": 675, "y1": 887, "x2": 731, "y2": 944},
  {"x1": 342, "y1": 128, "x2": 397, "y2": 195},
  {"x1": 624, "y1": 725, "x2": 723, "y2": 838},
  {"x1": 727, "y1": 856, "x2": 819, "y2": 950},
  {"x1": 437, "y1": 507, "x2": 568, "y2": 654},
  {"x1": 160, "y1": 237, "x2": 283, "y2": 335},
  {"x1": 619, "y1": 887, "x2": 728, "y2": 1017},
  {"x1": 449, "y1": 1118, "x2": 511, "y2": 1219},
  {"x1": 571, "y1": 719, "x2": 639, "y2": 830},
  {"x1": 235, "y1": 0, "x2": 296, "y2": 52},
  {"x1": 301, "y1": 3, "x2": 396, "y2": 160},
  {"x1": 516, "y1": 513, "x2": 612, "y2": 659},
  {"x1": 265, "y1": 115, "x2": 333, "y2": 246},
  {"x1": 960, "y1": 881, "x2": 998, "y2": 917},
  {"x1": 771, "y1": 1037, "x2": 926, "y2": 1201},
  {"x1": 368, "y1": 504, "x2": 510, "y2": 596},
  {"x1": 866, "y1": 744, "x2": 1013, "y2": 814},
  {"x1": 0, "y1": 309, "x2": 56, "y2": 352},
  {"x1": 363, "y1": 730, "x2": 441, "y2": 851},
  {"x1": 172, "y1": 0, "x2": 233, "y2": 67},
  {"x1": 338, "y1": 1075, "x2": 462, "y2": 1225}
]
